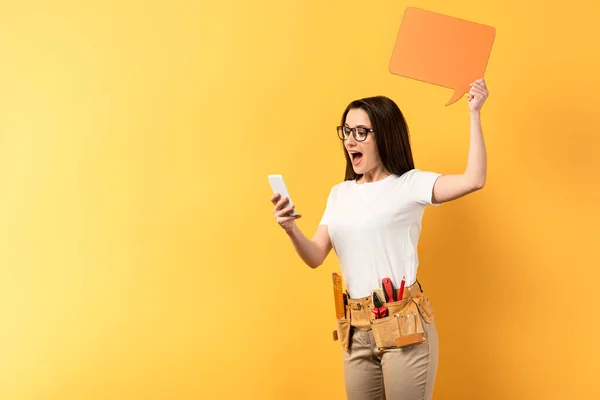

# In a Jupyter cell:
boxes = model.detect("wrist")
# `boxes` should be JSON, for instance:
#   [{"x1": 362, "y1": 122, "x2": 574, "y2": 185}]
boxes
[
  {"x1": 469, "y1": 109, "x2": 481, "y2": 119},
  {"x1": 285, "y1": 222, "x2": 298, "y2": 236}
]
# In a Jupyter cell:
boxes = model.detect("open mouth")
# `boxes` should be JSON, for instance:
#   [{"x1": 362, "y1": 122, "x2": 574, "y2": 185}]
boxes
[{"x1": 350, "y1": 152, "x2": 363, "y2": 165}]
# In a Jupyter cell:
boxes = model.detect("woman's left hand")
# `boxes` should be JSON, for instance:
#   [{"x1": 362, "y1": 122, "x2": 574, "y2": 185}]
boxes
[{"x1": 467, "y1": 78, "x2": 489, "y2": 112}]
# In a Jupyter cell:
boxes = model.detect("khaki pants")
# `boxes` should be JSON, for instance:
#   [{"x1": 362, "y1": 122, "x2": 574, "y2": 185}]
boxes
[
  {"x1": 340, "y1": 286, "x2": 439, "y2": 400},
  {"x1": 342, "y1": 314, "x2": 438, "y2": 400}
]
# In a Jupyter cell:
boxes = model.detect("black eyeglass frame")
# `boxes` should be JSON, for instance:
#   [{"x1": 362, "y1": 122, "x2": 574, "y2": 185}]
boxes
[{"x1": 336, "y1": 125, "x2": 374, "y2": 142}]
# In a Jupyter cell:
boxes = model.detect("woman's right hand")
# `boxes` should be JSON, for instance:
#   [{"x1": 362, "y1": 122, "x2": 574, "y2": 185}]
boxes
[{"x1": 270, "y1": 193, "x2": 302, "y2": 232}]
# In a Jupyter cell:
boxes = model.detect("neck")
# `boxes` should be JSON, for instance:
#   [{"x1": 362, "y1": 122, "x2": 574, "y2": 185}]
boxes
[{"x1": 358, "y1": 167, "x2": 390, "y2": 183}]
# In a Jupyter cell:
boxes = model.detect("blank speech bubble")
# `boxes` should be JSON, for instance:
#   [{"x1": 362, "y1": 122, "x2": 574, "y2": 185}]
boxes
[{"x1": 389, "y1": 7, "x2": 496, "y2": 106}]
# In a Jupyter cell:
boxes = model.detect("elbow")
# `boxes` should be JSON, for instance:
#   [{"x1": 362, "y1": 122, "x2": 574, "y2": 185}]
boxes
[
  {"x1": 472, "y1": 179, "x2": 486, "y2": 191},
  {"x1": 464, "y1": 171, "x2": 486, "y2": 191},
  {"x1": 307, "y1": 253, "x2": 326, "y2": 269}
]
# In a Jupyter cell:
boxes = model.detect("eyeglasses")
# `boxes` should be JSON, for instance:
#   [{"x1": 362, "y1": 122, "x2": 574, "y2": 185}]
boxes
[{"x1": 336, "y1": 126, "x2": 374, "y2": 142}]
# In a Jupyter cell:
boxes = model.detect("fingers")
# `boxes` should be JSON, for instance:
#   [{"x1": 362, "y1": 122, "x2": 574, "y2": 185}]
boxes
[
  {"x1": 468, "y1": 82, "x2": 488, "y2": 100},
  {"x1": 472, "y1": 77, "x2": 486, "y2": 86},
  {"x1": 271, "y1": 193, "x2": 290, "y2": 206},
  {"x1": 469, "y1": 83, "x2": 486, "y2": 92},
  {"x1": 470, "y1": 79, "x2": 488, "y2": 94},
  {"x1": 270, "y1": 193, "x2": 280, "y2": 204},
  {"x1": 275, "y1": 196, "x2": 291, "y2": 213},
  {"x1": 270, "y1": 193, "x2": 301, "y2": 227},
  {"x1": 276, "y1": 212, "x2": 303, "y2": 230},
  {"x1": 271, "y1": 194, "x2": 288, "y2": 211},
  {"x1": 277, "y1": 214, "x2": 302, "y2": 224},
  {"x1": 469, "y1": 88, "x2": 487, "y2": 98},
  {"x1": 275, "y1": 204, "x2": 296, "y2": 218}
]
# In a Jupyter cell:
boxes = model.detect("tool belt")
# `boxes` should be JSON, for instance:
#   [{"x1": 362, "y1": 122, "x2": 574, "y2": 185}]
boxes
[{"x1": 333, "y1": 281, "x2": 435, "y2": 351}]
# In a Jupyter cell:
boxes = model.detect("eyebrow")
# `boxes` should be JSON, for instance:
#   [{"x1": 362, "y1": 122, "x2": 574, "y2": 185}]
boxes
[{"x1": 344, "y1": 124, "x2": 371, "y2": 129}]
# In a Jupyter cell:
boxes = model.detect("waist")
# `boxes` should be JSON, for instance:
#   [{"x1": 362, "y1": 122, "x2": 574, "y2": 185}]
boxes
[{"x1": 346, "y1": 280, "x2": 425, "y2": 330}]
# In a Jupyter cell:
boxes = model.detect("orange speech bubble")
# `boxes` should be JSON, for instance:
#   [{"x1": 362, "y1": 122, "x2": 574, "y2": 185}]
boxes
[{"x1": 389, "y1": 7, "x2": 496, "y2": 106}]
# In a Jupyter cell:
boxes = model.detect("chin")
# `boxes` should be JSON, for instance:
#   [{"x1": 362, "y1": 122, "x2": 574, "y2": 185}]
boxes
[{"x1": 352, "y1": 166, "x2": 365, "y2": 175}]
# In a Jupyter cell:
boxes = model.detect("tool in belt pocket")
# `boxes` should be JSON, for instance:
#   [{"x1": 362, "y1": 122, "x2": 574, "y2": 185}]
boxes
[
  {"x1": 382, "y1": 277, "x2": 395, "y2": 302},
  {"x1": 371, "y1": 292, "x2": 388, "y2": 319}
]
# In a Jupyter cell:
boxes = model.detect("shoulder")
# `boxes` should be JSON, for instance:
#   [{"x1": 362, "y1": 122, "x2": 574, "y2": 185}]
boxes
[
  {"x1": 398, "y1": 168, "x2": 442, "y2": 184},
  {"x1": 323, "y1": 179, "x2": 353, "y2": 201},
  {"x1": 331, "y1": 179, "x2": 355, "y2": 191},
  {"x1": 397, "y1": 168, "x2": 444, "y2": 205},
  {"x1": 399, "y1": 168, "x2": 430, "y2": 179}
]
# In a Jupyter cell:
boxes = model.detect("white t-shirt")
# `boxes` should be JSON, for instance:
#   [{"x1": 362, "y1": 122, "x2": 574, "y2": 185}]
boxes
[{"x1": 319, "y1": 169, "x2": 442, "y2": 299}]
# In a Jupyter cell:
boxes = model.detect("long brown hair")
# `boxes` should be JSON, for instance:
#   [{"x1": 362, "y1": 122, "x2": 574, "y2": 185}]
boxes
[{"x1": 340, "y1": 96, "x2": 415, "y2": 181}]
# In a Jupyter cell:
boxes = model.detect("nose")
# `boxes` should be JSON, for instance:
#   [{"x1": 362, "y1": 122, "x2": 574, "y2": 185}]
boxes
[{"x1": 345, "y1": 132, "x2": 358, "y2": 148}]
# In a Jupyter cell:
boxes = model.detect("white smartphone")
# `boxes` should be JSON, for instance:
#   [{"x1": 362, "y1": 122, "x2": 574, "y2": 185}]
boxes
[{"x1": 268, "y1": 174, "x2": 296, "y2": 216}]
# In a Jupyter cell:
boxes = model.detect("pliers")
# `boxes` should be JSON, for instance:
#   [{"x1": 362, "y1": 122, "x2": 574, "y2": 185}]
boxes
[{"x1": 371, "y1": 292, "x2": 388, "y2": 319}]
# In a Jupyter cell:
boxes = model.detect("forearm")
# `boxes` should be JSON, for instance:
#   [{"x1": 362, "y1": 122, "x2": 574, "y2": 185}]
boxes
[
  {"x1": 464, "y1": 110, "x2": 487, "y2": 188},
  {"x1": 286, "y1": 225, "x2": 325, "y2": 269}
]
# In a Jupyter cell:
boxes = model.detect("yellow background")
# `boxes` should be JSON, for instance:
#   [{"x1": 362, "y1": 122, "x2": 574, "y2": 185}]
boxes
[{"x1": 0, "y1": 0, "x2": 598, "y2": 399}]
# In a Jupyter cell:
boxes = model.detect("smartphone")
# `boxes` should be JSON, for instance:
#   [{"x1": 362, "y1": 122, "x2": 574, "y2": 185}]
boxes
[{"x1": 268, "y1": 174, "x2": 296, "y2": 216}]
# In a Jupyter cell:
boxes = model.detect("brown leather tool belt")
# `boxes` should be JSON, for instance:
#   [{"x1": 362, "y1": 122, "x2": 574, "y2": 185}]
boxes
[{"x1": 334, "y1": 280, "x2": 435, "y2": 351}]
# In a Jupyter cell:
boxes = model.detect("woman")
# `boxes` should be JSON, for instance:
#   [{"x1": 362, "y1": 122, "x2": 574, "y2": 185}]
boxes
[{"x1": 270, "y1": 78, "x2": 488, "y2": 399}]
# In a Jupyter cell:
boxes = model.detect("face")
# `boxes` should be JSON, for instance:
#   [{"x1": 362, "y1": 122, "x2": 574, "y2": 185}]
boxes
[{"x1": 343, "y1": 108, "x2": 382, "y2": 176}]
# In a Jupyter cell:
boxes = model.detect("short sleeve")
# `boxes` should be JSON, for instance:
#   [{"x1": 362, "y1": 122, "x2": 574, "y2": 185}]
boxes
[
  {"x1": 406, "y1": 169, "x2": 443, "y2": 206},
  {"x1": 319, "y1": 185, "x2": 338, "y2": 225}
]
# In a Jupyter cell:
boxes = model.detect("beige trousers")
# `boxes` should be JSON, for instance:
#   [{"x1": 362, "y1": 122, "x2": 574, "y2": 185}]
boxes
[{"x1": 342, "y1": 313, "x2": 439, "y2": 400}]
